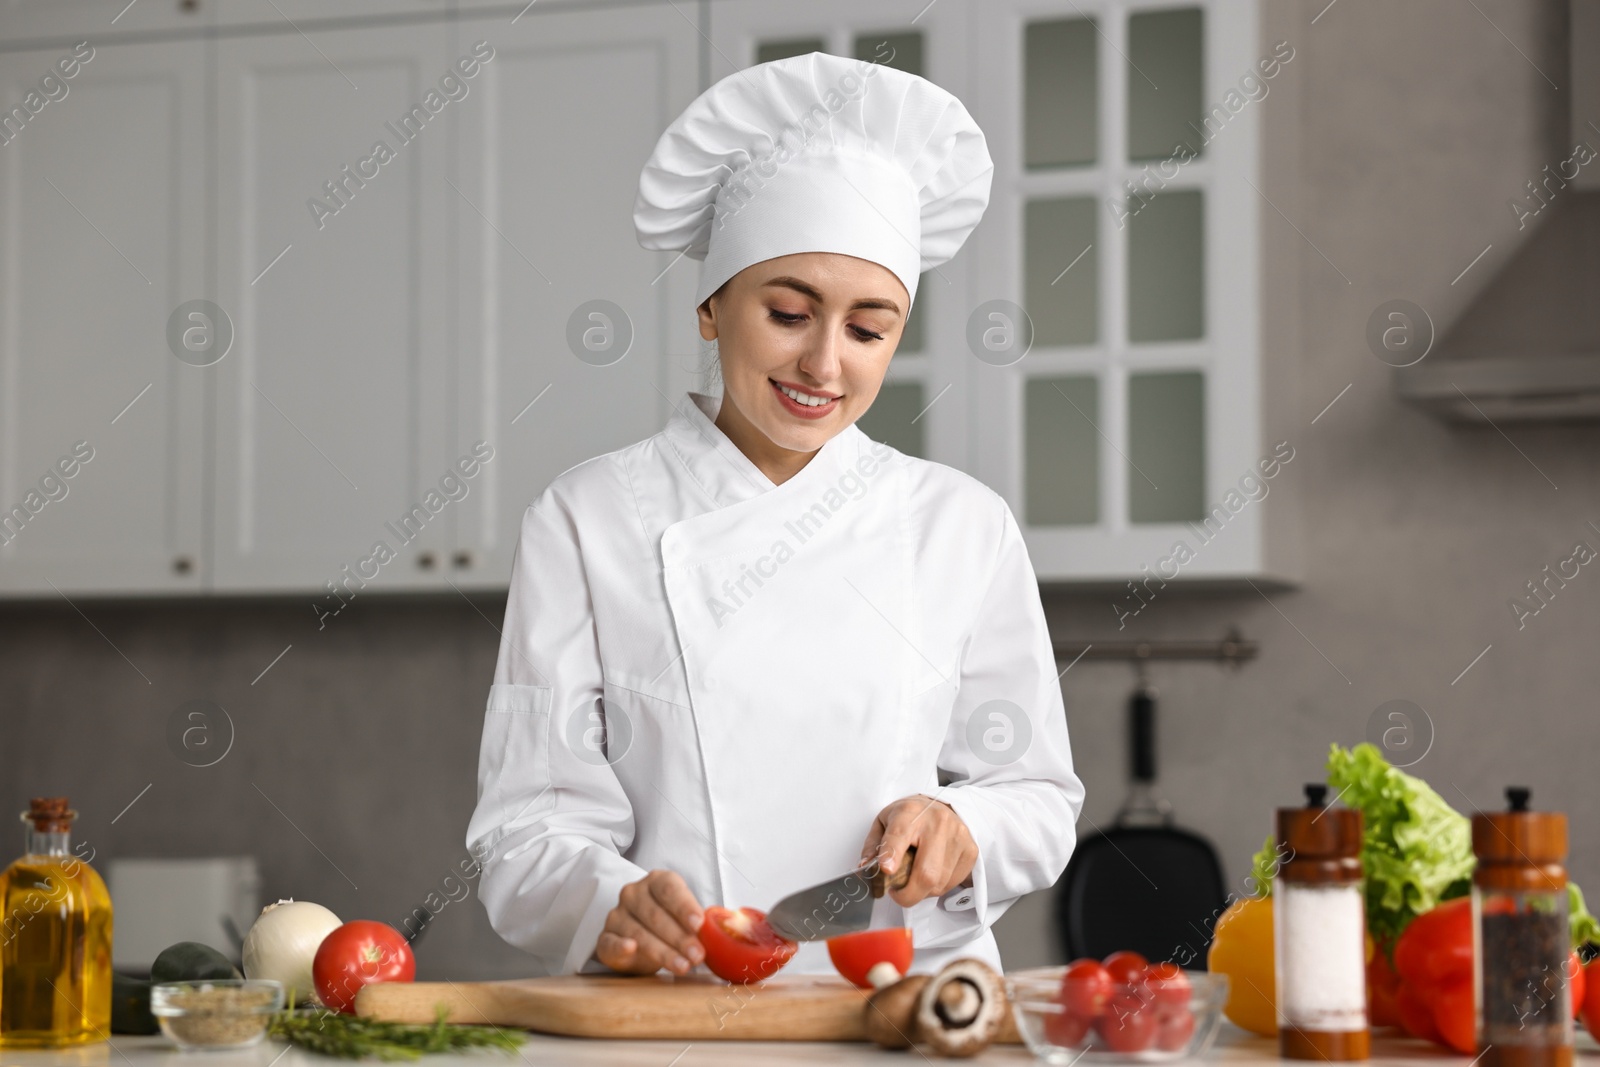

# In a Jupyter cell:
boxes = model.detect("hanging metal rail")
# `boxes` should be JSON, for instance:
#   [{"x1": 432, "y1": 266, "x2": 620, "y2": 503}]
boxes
[{"x1": 1052, "y1": 627, "x2": 1257, "y2": 670}]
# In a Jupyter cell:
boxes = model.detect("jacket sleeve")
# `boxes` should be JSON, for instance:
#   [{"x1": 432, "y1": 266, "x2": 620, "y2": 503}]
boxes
[
  {"x1": 465, "y1": 491, "x2": 647, "y2": 975},
  {"x1": 914, "y1": 495, "x2": 1085, "y2": 949}
]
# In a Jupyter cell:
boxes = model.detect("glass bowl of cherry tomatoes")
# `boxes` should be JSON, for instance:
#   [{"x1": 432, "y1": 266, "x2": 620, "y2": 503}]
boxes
[{"x1": 1006, "y1": 951, "x2": 1229, "y2": 1064}]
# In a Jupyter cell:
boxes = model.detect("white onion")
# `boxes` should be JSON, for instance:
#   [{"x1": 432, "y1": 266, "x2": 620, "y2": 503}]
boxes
[{"x1": 241, "y1": 898, "x2": 342, "y2": 1006}]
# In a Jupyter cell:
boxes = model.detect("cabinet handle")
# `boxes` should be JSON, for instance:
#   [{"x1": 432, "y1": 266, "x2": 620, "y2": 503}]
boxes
[
  {"x1": 452, "y1": 550, "x2": 475, "y2": 569},
  {"x1": 417, "y1": 551, "x2": 438, "y2": 570},
  {"x1": 172, "y1": 555, "x2": 194, "y2": 575}
]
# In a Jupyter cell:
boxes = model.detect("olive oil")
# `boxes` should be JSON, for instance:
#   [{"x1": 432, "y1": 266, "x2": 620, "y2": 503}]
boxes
[{"x1": 0, "y1": 798, "x2": 112, "y2": 1047}]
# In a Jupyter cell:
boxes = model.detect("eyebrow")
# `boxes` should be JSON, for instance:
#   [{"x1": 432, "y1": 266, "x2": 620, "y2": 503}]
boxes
[{"x1": 761, "y1": 276, "x2": 901, "y2": 316}]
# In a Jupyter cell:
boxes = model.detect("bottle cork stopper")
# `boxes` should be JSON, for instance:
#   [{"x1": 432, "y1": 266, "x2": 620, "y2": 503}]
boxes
[{"x1": 22, "y1": 797, "x2": 74, "y2": 832}]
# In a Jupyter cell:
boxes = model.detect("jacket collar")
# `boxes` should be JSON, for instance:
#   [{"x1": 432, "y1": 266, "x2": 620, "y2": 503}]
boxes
[{"x1": 663, "y1": 390, "x2": 865, "y2": 511}]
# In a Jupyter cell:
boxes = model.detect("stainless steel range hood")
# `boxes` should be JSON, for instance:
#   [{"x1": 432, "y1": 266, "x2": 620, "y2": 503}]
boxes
[{"x1": 1395, "y1": 0, "x2": 1600, "y2": 423}]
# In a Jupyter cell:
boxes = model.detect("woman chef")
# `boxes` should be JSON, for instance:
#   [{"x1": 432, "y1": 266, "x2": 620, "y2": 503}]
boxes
[{"x1": 466, "y1": 51, "x2": 1085, "y2": 979}]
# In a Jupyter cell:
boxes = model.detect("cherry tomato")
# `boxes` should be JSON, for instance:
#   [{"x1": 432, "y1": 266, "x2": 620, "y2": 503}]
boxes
[
  {"x1": 1394, "y1": 898, "x2": 1473, "y2": 991},
  {"x1": 1566, "y1": 951, "x2": 1584, "y2": 1020},
  {"x1": 1058, "y1": 959, "x2": 1114, "y2": 1018},
  {"x1": 1146, "y1": 962, "x2": 1191, "y2": 1010},
  {"x1": 1044, "y1": 1006, "x2": 1091, "y2": 1047},
  {"x1": 697, "y1": 906, "x2": 797, "y2": 984},
  {"x1": 312, "y1": 921, "x2": 416, "y2": 1014},
  {"x1": 1582, "y1": 957, "x2": 1600, "y2": 1041},
  {"x1": 1096, "y1": 991, "x2": 1156, "y2": 1052},
  {"x1": 1102, "y1": 950, "x2": 1150, "y2": 987},
  {"x1": 1155, "y1": 1007, "x2": 1197, "y2": 1051},
  {"x1": 1432, "y1": 976, "x2": 1476, "y2": 1055},
  {"x1": 1396, "y1": 982, "x2": 1440, "y2": 1044},
  {"x1": 825, "y1": 928, "x2": 913, "y2": 990}
]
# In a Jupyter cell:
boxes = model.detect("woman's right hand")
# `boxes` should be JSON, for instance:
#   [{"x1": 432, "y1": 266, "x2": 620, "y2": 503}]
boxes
[{"x1": 594, "y1": 870, "x2": 707, "y2": 976}]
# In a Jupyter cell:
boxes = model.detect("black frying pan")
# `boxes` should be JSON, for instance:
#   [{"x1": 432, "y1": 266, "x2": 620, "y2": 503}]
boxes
[{"x1": 1054, "y1": 682, "x2": 1228, "y2": 968}]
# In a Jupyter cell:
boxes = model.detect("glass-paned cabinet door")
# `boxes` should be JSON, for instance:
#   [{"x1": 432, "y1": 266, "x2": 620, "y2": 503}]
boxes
[
  {"x1": 972, "y1": 0, "x2": 1263, "y2": 582},
  {"x1": 709, "y1": 1, "x2": 975, "y2": 466}
]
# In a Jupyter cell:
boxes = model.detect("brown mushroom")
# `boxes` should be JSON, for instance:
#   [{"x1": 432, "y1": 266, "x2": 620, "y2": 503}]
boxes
[
  {"x1": 864, "y1": 974, "x2": 931, "y2": 1049},
  {"x1": 913, "y1": 957, "x2": 1007, "y2": 1058}
]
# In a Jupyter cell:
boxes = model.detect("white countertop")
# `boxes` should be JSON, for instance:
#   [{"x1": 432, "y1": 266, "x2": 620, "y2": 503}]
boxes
[{"x1": 0, "y1": 1027, "x2": 1517, "y2": 1067}]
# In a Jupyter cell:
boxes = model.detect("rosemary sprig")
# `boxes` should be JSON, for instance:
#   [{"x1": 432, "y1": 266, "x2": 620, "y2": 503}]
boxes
[{"x1": 268, "y1": 1005, "x2": 525, "y2": 1060}]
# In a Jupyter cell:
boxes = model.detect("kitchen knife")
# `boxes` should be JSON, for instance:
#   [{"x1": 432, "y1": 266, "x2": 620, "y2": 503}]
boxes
[{"x1": 765, "y1": 846, "x2": 916, "y2": 942}]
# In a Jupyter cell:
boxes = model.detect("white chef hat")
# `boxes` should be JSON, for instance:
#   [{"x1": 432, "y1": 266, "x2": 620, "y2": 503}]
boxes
[{"x1": 633, "y1": 51, "x2": 993, "y2": 312}]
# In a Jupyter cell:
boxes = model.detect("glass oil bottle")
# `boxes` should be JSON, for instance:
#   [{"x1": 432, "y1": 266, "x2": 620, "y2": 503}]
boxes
[{"x1": 0, "y1": 797, "x2": 112, "y2": 1047}]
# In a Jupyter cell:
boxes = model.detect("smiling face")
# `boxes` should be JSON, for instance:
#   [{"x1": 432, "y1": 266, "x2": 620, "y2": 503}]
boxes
[{"x1": 697, "y1": 252, "x2": 908, "y2": 479}]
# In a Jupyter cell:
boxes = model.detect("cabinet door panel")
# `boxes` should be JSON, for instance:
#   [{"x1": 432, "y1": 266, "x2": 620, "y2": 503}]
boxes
[
  {"x1": 0, "y1": 40, "x2": 206, "y2": 596},
  {"x1": 451, "y1": 5, "x2": 700, "y2": 587},
  {"x1": 213, "y1": 23, "x2": 457, "y2": 593}
]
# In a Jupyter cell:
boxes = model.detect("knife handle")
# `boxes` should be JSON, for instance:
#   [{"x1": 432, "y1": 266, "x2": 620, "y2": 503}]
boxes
[{"x1": 868, "y1": 844, "x2": 916, "y2": 898}]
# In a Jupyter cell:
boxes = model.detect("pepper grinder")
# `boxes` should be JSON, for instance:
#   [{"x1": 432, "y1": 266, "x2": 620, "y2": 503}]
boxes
[
  {"x1": 1274, "y1": 783, "x2": 1370, "y2": 1061},
  {"x1": 1473, "y1": 786, "x2": 1573, "y2": 1067}
]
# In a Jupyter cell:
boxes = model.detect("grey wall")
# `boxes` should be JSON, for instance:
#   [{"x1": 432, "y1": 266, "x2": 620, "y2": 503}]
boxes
[{"x1": 3, "y1": 0, "x2": 1597, "y2": 980}]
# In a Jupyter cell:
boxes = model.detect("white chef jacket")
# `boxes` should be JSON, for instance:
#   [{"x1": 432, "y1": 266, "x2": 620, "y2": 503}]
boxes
[{"x1": 466, "y1": 390, "x2": 1084, "y2": 977}]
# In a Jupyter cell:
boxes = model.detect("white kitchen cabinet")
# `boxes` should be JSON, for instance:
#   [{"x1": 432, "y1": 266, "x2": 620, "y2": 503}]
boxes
[
  {"x1": 449, "y1": 3, "x2": 701, "y2": 588},
  {"x1": 0, "y1": 38, "x2": 208, "y2": 596},
  {"x1": 973, "y1": 0, "x2": 1276, "y2": 583},
  {"x1": 210, "y1": 21, "x2": 462, "y2": 594}
]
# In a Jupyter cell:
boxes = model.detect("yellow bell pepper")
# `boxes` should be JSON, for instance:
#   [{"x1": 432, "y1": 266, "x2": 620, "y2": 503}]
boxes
[{"x1": 1207, "y1": 895, "x2": 1276, "y2": 1036}]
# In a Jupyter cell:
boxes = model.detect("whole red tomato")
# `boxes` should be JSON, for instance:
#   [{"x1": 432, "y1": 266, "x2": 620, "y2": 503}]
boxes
[
  {"x1": 312, "y1": 921, "x2": 416, "y2": 1014},
  {"x1": 1096, "y1": 991, "x2": 1156, "y2": 1052},
  {"x1": 1145, "y1": 962, "x2": 1191, "y2": 1010},
  {"x1": 1394, "y1": 898, "x2": 1473, "y2": 991},
  {"x1": 1155, "y1": 1007, "x2": 1196, "y2": 1051},
  {"x1": 1102, "y1": 950, "x2": 1149, "y2": 987},
  {"x1": 1582, "y1": 957, "x2": 1600, "y2": 1040},
  {"x1": 698, "y1": 906, "x2": 797, "y2": 984},
  {"x1": 1044, "y1": 1007, "x2": 1091, "y2": 1047},
  {"x1": 825, "y1": 928, "x2": 913, "y2": 990},
  {"x1": 1059, "y1": 959, "x2": 1113, "y2": 1018}
]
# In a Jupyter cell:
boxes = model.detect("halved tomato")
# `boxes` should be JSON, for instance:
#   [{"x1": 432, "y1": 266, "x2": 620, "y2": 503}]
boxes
[
  {"x1": 826, "y1": 928, "x2": 913, "y2": 989},
  {"x1": 698, "y1": 906, "x2": 797, "y2": 984}
]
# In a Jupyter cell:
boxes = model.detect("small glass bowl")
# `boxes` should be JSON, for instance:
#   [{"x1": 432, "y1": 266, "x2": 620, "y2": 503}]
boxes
[
  {"x1": 1007, "y1": 969, "x2": 1228, "y2": 1064},
  {"x1": 150, "y1": 979, "x2": 284, "y2": 1051}
]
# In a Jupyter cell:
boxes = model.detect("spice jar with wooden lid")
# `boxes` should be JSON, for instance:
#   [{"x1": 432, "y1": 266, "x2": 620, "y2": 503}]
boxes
[
  {"x1": 1473, "y1": 786, "x2": 1573, "y2": 1067},
  {"x1": 1274, "y1": 783, "x2": 1370, "y2": 1061}
]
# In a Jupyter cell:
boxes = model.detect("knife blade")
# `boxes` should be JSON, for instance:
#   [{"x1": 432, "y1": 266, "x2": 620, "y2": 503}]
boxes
[{"x1": 765, "y1": 846, "x2": 916, "y2": 942}]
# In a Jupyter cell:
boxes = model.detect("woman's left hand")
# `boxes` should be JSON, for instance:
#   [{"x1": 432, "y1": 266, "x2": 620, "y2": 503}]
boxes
[{"x1": 860, "y1": 794, "x2": 978, "y2": 907}]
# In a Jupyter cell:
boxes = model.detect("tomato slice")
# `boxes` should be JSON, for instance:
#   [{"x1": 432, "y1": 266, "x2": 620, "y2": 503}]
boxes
[
  {"x1": 826, "y1": 928, "x2": 913, "y2": 989},
  {"x1": 698, "y1": 906, "x2": 797, "y2": 984}
]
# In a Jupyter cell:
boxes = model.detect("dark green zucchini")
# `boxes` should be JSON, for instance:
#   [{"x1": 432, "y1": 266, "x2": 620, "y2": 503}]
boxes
[
  {"x1": 110, "y1": 972, "x2": 158, "y2": 1034},
  {"x1": 149, "y1": 941, "x2": 241, "y2": 983}
]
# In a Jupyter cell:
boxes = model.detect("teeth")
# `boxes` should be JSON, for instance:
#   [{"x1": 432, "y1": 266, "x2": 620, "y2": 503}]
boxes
[{"x1": 777, "y1": 382, "x2": 836, "y2": 407}]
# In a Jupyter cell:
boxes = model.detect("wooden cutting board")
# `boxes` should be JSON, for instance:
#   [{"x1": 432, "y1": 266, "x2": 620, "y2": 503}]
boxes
[{"x1": 356, "y1": 972, "x2": 1025, "y2": 1043}]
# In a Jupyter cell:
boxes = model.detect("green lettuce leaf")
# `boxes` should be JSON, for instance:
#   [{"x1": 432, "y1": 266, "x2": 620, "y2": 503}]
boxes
[
  {"x1": 1250, "y1": 743, "x2": 1600, "y2": 952},
  {"x1": 1249, "y1": 743, "x2": 1472, "y2": 949}
]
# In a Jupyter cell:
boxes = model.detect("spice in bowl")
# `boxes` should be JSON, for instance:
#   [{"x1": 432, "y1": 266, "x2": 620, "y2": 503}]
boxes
[{"x1": 150, "y1": 979, "x2": 284, "y2": 1051}]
